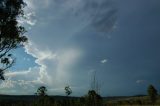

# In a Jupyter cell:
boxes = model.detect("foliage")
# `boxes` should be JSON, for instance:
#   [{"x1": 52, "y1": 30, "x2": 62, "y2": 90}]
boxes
[
  {"x1": 0, "y1": 95, "x2": 160, "y2": 106},
  {"x1": 84, "y1": 90, "x2": 103, "y2": 106},
  {"x1": 35, "y1": 86, "x2": 48, "y2": 96},
  {"x1": 147, "y1": 84, "x2": 158, "y2": 104},
  {"x1": 90, "y1": 71, "x2": 101, "y2": 94},
  {"x1": 0, "y1": 2, "x2": 159, "y2": 106},
  {"x1": 64, "y1": 86, "x2": 72, "y2": 96},
  {"x1": 104, "y1": 96, "x2": 160, "y2": 106},
  {"x1": 0, "y1": 0, "x2": 27, "y2": 80}
]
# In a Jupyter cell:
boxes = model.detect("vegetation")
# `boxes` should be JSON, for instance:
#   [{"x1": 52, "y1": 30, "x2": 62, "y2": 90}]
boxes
[
  {"x1": 85, "y1": 90, "x2": 102, "y2": 106},
  {"x1": 35, "y1": 86, "x2": 48, "y2": 96},
  {"x1": 104, "y1": 95, "x2": 160, "y2": 106},
  {"x1": 64, "y1": 86, "x2": 72, "y2": 97},
  {"x1": 0, "y1": 85, "x2": 159, "y2": 106},
  {"x1": 0, "y1": 0, "x2": 27, "y2": 80},
  {"x1": 0, "y1": 0, "x2": 159, "y2": 106},
  {"x1": 0, "y1": 94, "x2": 160, "y2": 106},
  {"x1": 147, "y1": 84, "x2": 158, "y2": 104}
]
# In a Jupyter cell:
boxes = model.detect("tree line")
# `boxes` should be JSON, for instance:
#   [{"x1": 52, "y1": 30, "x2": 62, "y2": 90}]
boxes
[{"x1": 0, "y1": 0, "x2": 159, "y2": 106}]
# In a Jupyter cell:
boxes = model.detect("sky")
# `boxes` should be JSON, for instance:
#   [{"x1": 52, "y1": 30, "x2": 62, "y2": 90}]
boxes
[{"x1": 0, "y1": 0, "x2": 160, "y2": 96}]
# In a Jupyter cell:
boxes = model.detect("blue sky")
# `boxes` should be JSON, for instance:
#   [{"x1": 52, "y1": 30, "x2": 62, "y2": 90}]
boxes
[{"x1": 0, "y1": 0, "x2": 160, "y2": 96}]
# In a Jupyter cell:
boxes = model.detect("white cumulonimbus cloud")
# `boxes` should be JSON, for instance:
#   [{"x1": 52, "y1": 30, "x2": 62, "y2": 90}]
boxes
[{"x1": 0, "y1": 0, "x2": 117, "y2": 95}]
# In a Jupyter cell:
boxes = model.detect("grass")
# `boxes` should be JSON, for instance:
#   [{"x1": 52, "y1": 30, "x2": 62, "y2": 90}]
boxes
[
  {"x1": 104, "y1": 95, "x2": 160, "y2": 106},
  {"x1": 0, "y1": 95, "x2": 160, "y2": 106}
]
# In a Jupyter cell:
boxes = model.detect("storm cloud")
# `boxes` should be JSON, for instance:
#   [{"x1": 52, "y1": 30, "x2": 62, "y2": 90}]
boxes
[{"x1": 1, "y1": 0, "x2": 160, "y2": 96}]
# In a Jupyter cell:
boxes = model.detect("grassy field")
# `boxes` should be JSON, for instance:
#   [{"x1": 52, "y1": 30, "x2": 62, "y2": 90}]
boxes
[
  {"x1": 0, "y1": 95, "x2": 160, "y2": 106},
  {"x1": 104, "y1": 95, "x2": 160, "y2": 106}
]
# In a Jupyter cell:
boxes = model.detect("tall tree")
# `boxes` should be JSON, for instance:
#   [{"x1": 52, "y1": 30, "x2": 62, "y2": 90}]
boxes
[
  {"x1": 0, "y1": 0, "x2": 27, "y2": 80},
  {"x1": 147, "y1": 84, "x2": 158, "y2": 104}
]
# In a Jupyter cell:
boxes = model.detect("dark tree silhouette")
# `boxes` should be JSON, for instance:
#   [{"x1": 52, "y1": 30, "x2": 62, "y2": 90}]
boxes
[
  {"x1": 64, "y1": 86, "x2": 72, "y2": 96},
  {"x1": 36, "y1": 86, "x2": 47, "y2": 96},
  {"x1": 86, "y1": 90, "x2": 102, "y2": 106},
  {"x1": 147, "y1": 85, "x2": 158, "y2": 104},
  {"x1": 90, "y1": 71, "x2": 101, "y2": 94},
  {"x1": 0, "y1": 0, "x2": 27, "y2": 80}
]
